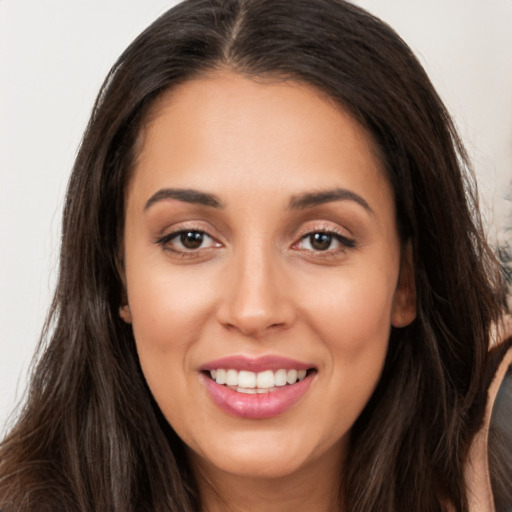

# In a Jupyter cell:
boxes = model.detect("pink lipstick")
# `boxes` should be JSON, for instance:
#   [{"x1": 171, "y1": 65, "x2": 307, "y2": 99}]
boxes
[{"x1": 200, "y1": 355, "x2": 316, "y2": 419}]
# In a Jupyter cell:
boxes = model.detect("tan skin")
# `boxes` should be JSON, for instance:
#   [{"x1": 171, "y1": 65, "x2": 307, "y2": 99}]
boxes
[{"x1": 120, "y1": 72, "x2": 416, "y2": 512}]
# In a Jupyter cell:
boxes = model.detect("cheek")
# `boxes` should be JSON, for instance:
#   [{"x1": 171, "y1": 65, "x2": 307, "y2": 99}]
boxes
[
  {"x1": 314, "y1": 278, "x2": 391, "y2": 388},
  {"x1": 124, "y1": 260, "x2": 219, "y2": 414},
  {"x1": 295, "y1": 262, "x2": 395, "y2": 419},
  {"x1": 127, "y1": 261, "x2": 217, "y2": 352},
  {"x1": 310, "y1": 273, "x2": 393, "y2": 414},
  {"x1": 298, "y1": 265, "x2": 396, "y2": 354}
]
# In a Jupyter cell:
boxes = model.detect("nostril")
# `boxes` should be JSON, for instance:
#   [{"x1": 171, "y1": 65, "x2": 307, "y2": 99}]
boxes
[{"x1": 215, "y1": 268, "x2": 296, "y2": 337}]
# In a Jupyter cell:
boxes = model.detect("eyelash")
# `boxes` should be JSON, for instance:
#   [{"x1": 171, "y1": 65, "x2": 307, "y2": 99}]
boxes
[
  {"x1": 155, "y1": 228, "x2": 220, "y2": 255},
  {"x1": 295, "y1": 229, "x2": 356, "y2": 253},
  {"x1": 155, "y1": 227, "x2": 356, "y2": 256}
]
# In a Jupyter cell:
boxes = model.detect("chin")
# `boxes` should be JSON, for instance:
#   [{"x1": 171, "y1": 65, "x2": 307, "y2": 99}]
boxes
[
  {"x1": 194, "y1": 448, "x2": 309, "y2": 480},
  {"x1": 187, "y1": 428, "x2": 345, "y2": 482}
]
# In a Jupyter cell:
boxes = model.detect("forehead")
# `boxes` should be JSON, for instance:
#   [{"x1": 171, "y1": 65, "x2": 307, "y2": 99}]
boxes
[{"x1": 128, "y1": 72, "x2": 392, "y2": 214}]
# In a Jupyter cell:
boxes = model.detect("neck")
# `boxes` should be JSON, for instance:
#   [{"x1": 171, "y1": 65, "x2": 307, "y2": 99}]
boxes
[{"x1": 191, "y1": 445, "x2": 345, "y2": 512}]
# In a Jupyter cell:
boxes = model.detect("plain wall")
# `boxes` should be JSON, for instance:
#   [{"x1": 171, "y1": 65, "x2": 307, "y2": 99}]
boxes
[{"x1": 1, "y1": 0, "x2": 511, "y2": 435}]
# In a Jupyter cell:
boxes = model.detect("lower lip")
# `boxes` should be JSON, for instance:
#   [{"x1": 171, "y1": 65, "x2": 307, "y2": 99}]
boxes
[{"x1": 200, "y1": 372, "x2": 314, "y2": 419}]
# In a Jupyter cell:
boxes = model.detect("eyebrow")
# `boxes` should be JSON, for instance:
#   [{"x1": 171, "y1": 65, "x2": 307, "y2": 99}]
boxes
[
  {"x1": 144, "y1": 188, "x2": 224, "y2": 210},
  {"x1": 288, "y1": 188, "x2": 374, "y2": 215}
]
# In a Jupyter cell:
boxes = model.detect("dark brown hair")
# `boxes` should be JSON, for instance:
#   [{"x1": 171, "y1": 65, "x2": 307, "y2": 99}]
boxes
[{"x1": 0, "y1": 1, "x2": 506, "y2": 510}]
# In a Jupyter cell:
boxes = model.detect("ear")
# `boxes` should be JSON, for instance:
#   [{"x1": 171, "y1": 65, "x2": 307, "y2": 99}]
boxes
[
  {"x1": 117, "y1": 253, "x2": 133, "y2": 324},
  {"x1": 119, "y1": 303, "x2": 132, "y2": 324},
  {"x1": 391, "y1": 242, "x2": 416, "y2": 328}
]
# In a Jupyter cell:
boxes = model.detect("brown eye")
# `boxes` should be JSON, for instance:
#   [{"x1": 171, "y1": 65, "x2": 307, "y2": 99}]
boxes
[
  {"x1": 156, "y1": 229, "x2": 219, "y2": 253},
  {"x1": 309, "y1": 233, "x2": 333, "y2": 251},
  {"x1": 180, "y1": 231, "x2": 204, "y2": 249},
  {"x1": 295, "y1": 230, "x2": 356, "y2": 253}
]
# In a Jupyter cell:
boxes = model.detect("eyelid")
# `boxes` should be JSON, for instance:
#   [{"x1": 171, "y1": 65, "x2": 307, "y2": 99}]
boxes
[
  {"x1": 156, "y1": 230, "x2": 214, "y2": 247},
  {"x1": 291, "y1": 223, "x2": 357, "y2": 253},
  {"x1": 297, "y1": 231, "x2": 355, "y2": 249},
  {"x1": 154, "y1": 222, "x2": 223, "y2": 254},
  {"x1": 294, "y1": 221, "x2": 354, "y2": 241}
]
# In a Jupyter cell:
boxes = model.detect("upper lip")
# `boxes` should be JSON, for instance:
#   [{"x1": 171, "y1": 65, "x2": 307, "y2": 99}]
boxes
[{"x1": 201, "y1": 355, "x2": 314, "y2": 373}]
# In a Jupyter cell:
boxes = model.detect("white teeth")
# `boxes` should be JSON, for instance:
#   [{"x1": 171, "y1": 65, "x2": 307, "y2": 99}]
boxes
[
  {"x1": 286, "y1": 369, "x2": 298, "y2": 385},
  {"x1": 256, "y1": 370, "x2": 274, "y2": 389},
  {"x1": 274, "y1": 369, "x2": 287, "y2": 386},
  {"x1": 237, "y1": 387, "x2": 257, "y2": 394},
  {"x1": 215, "y1": 369, "x2": 226, "y2": 385},
  {"x1": 209, "y1": 368, "x2": 310, "y2": 390},
  {"x1": 226, "y1": 369, "x2": 238, "y2": 386},
  {"x1": 238, "y1": 370, "x2": 256, "y2": 388}
]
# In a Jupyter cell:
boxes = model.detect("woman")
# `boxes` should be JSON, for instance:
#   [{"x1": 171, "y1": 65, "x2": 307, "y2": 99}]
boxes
[{"x1": 0, "y1": 0, "x2": 510, "y2": 510}]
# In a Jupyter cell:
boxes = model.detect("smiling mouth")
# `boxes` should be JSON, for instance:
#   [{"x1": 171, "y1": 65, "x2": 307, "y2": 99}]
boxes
[{"x1": 205, "y1": 368, "x2": 317, "y2": 394}]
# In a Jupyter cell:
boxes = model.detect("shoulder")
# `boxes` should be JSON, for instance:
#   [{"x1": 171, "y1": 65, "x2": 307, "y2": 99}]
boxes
[{"x1": 465, "y1": 316, "x2": 512, "y2": 512}]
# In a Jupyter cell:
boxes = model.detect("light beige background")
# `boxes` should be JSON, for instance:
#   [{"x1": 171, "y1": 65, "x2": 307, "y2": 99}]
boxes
[{"x1": 1, "y1": 0, "x2": 511, "y2": 434}]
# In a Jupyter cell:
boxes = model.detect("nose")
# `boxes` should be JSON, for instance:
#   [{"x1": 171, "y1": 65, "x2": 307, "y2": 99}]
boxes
[{"x1": 216, "y1": 244, "x2": 295, "y2": 338}]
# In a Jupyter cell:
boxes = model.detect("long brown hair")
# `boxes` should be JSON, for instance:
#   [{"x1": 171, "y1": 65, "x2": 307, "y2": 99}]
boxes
[{"x1": 0, "y1": 1, "x2": 506, "y2": 510}]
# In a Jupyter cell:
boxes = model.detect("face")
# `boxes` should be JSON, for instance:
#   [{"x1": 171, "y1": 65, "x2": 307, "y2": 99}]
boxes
[{"x1": 120, "y1": 73, "x2": 415, "y2": 482}]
